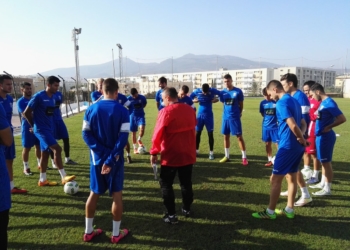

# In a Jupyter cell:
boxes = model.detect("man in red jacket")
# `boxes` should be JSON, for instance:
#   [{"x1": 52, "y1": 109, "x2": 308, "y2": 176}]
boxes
[{"x1": 150, "y1": 87, "x2": 196, "y2": 224}]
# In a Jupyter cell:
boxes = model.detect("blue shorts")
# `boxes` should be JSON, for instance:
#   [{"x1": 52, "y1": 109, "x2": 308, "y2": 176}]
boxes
[
  {"x1": 262, "y1": 128, "x2": 279, "y2": 143},
  {"x1": 130, "y1": 116, "x2": 145, "y2": 132},
  {"x1": 4, "y1": 142, "x2": 16, "y2": 160},
  {"x1": 35, "y1": 131, "x2": 57, "y2": 152},
  {"x1": 221, "y1": 119, "x2": 242, "y2": 136},
  {"x1": 196, "y1": 114, "x2": 214, "y2": 132},
  {"x1": 90, "y1": 159, "x2": 124, "y2": 196},
  {"x1": 22, "y1": 128, "x2": 40, "y2": 148},
  {"x1": 273, "y1": 147, "x2": 304, "y2": 175},
  {"x1": 316, "y1": 131, "x2": 336, "y2": 163},
  {"x1": 54, "y1": 119, "x2": 69, "y2": 140}
]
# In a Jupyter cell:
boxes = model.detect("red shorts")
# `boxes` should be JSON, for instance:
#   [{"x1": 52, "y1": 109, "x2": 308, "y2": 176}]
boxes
[{"x1": 305, "y1": 136, "x2": 316, "y2": 155}]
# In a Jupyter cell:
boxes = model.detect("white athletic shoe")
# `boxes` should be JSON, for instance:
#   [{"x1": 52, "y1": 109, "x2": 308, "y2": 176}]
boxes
[
  {"x1": 294, "y1": 196, "x2": 313, "y2": 207},
  {"x1": 312, "y1": 189, "x2": 331, "y2": 196},
  {"x1": 301, "y1": 168, "x2": 313, "y2": 180},
  {"x1": 280, "y1": 190, "x2": 298, "y2": 198},
  {"x1": 309, "y1": 183, "x2": 325, "y2": 189}
]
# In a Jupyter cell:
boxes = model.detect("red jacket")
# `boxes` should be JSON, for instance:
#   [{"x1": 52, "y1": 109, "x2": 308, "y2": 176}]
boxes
[
  {"x1": 150, "y1": 103, "x2": 196, "y2": 167},
  {"x1": 308, "y1": 97, "x2": 321, "y2": 137}
]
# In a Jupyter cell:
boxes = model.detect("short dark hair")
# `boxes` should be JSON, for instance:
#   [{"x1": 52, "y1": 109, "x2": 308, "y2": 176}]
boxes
[
  {"x1": 47, "y1": 76, "x2": 60, "y2": 85},
  {"x1": 181, "y1": 85, "x2": 189, "y2": 94},
  {"x1": 103, "y1": 78, "x2": 119, "y2": 93},
  {"x1": 0, "y1": 74, "x2": 12, "y2": 84},
  {"x1": 202, "y1": 83, "x2": 210, "y2": 93},
  {"x1": 158, "y1": 76, "x2": 167, "y2": 84},
  {"x1": 266, "y1": 80, "x2": 284, "y2": 91},
  {"x1": 130, "y1": 88, "x2": 138, "y2": 95},
  {"x1": 223, "y1": 74, "x2": 232, "y2": 80},
  {"x1": 20, "y1": 82, "x2": 31, "y2": 88},
  {"x1": 303, "y1": 80, "x2": 316, "y2": 88},
  {"x1": 163, "y1": 87, "x2": 177, "y2": 99},
  {"x1": 280, "y1": 73, "x2": 298, "y2": 88},
  {"x1": 310, "y1": 83, "x2": 325, "y2": 93},
  {"x1": 262, "y1": 87, "x2": 267, "y2": 96}
]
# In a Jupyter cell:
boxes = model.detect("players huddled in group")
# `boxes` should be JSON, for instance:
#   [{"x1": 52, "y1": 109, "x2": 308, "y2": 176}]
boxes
[{"x1": 0, "y1": 72, "x2": 347, "y2": 247}]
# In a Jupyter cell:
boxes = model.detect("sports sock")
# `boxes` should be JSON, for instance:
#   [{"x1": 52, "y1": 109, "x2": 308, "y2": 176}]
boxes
[
  {"x1": 303, "y1": 165, "x2": 310, "y2": 169},
  {"x1": 39, "y1": 172, "x2": 47, "y2": 182},
  {"x1": 324, "y1": 182, "x2": 332, "y2": 192},
  {"x1": 126, "y1": 153, "x2": 130, "y2": 156},
  {"x1": 112, "y1": 220, "x2": 121, "y2": 237},
  {"x1": 10, "y1": 181, "x2": 14, "y2": 190},
  {"x1": 58, "y1": 169, "x2": 67, "y2": 178},
  {"x1": 312, "y1": 170, "x2": 320, "y2": 179},
  {"x1": 137, "y1": 136, "x2": 141, "y2": 141},
  {"x1": 133, "y1": 144, "x2": 137, "y2": 149},
  {"x1": 300, "y1": 187, "x2": 310, "y2": 199},
  {"x1": 320, "y1": 175, "x2": 326, "y2": 186},
  {"x1": 241, "y1": 151, "x2": 247, "y2": 158},
  {"x1": 23, "y1": 162, "x2": 29, "y2": 171},
  {"x1": 196, "y1": 149, "x2": 199, "y2": 154},
  {"x1": 268, "y1": 156, "x2": 272, "y2": 161},
  {"x1": 85, "y1": 218, "x2": 94, "y2": 234},
  {"x1": 37, "y1": 158, "x2": 41, "y2": 165},
  {"x1": 224, "y1": 148, "x2": 229, "y2": 158},
  {"x1": 51, "y1": 159, "x2": 56, "y2": 167},
  {"x1": 266, "y1": 208, "x2": 274, "y2": 215},
  {"x1": 65, "y1": 157, "x2": 70, "y2": 162},
  {"x1": 209, "y1": 151, "x2": 213, "y2": 155},
  {"x1": 285, "y1": 206, "x2": 294, "y2": 213}
]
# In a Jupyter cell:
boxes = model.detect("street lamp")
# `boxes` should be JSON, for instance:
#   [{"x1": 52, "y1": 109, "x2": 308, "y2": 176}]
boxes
[
  {"x1": 322, "y1": 65, "x2": 334, "y2": 87},
  {"x1": 72, "y1": 27, "x2": 82, "y2": 112},
  {"x1": 116, "y1": 43, "x2": 123, "y2": 82}
]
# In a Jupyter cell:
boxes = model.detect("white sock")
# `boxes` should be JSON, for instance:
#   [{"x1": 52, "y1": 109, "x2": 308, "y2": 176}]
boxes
[
  {"x1": 196, "y1": 149, "x2": 199, "y2": 154},
  {"x1": 58, "y1": 169, "x2": 66, "y2": 178},
  {"x1": 266, "y1": 208, "x2": 274, "y2": 215},
  {"x1": 285, "y1": 206, "x2": 294, "y2": 213},
  {"x1": 39, "y1": 172, "x2": 47, "y2": 182},
  {"x1": 209, "y1": 151, "x2": 213, "y2": 155},
  {"x1": 23, "y1": 162, "x2": 29, "y2": 171},
  {"x1": 268, "y1": 156, "x2": 272, "y2": 161},
  {"x1": 303, "y1": 165, "x2": 310, "y2": 169},
  {"x1": 241, "y1": 151, "x2": 247, "y2": 158},
  {"x1": 320, "y1": 175, "x2": 326, "y2": 186},
  {"x1": 126, "y1": 153, "x2": 130, "y2": 156},
  {"x1": 137, "y1": 136, "x2": 141, "y2": 141},
  {"x1": 85, "y1": 218, "x2": 94, "y2": 234},
  {"x1": 10, "y1": 181, "x2": 14, "y2": 190},
  {"x1": 37, "y1": 158, "x2": 41, "y2": 165},
  {"x1": 65, "y1": 157, "x2": 70, "y2": 162},
  {"x1": 133, "y1": 144, "x2": 137, "y2": 149},
  {"x1": 324, "y1": 182, "x2": 332, "y2": 192},
  {"x1": 224, "y1": 148, "x2": 229, "y2": 158},
  {"x1": 312, "y1": 170, "x2": 320, "y2": 179},
  {"x1": 51, "y1": 159, "x2": 56, "y2": 167},
  {"x1": 300, "y1": 187, "x2": 310, "y2": 199},
  {"x1": 112, "y1": 220, "x2": 121, "y2": 237}
]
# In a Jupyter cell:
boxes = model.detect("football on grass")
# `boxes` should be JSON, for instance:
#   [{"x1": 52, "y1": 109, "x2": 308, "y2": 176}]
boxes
[
  {"x1": 64, "y1": 181, "x2": 79, "y2": 195},
  {"x1": 137, "y1": 146, "x2": 147, "y2": 154}
]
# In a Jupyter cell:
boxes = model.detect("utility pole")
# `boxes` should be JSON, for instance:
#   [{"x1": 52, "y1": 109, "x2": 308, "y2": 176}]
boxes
[
  {"x1": 116, "y1": 44, "x2": 123, "y2": 82},
  {"x1": 72, "y1": 27, "x2": 82, "y2": 113}
]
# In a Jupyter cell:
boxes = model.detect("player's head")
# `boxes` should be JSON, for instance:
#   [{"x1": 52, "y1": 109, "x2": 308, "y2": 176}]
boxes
[
  {"x1": 303, "y1": 80, "x2": 316, "y2": 98},
  {"x1": 20, "y1": 82, "x2": 32, "y2": 97},
  {"x1": 97, "y1": 78, "x2": 104, "y2": 91},
  {"x1": 280, "y1": 73, "x2": 298, "y2": 93},
  {"x1": 202, "y1": 83, "x2": 210, "y2": 95},
  {"x1": 262, "y1": 87, "x2": 270, "y2": 100},
  {"x1": 179, "y1": 85, "x2": 189, "y2": 96},
  {"x1": 130, "y1": 88, "x2": 138, "y2": 98},
  {"x1": 0, "y1": 74, "x2": 13, "y2": 94},
  {"x1": 309, "y1": 83, "x2": 325, "y2": 101},
  {"x1": 47, "y1": 76, "x2": 60, "y2": 94},
  {"x1": 266, "y1": 80, "x2": 284, "y2": 101},
  {"x1": 158, "y1": 76, "x2": 167, "y2": 89},
  {"x1": 161, "y1": 87, "x2": 178, "y2": 107},
  {"x1": 103, "y1": 78, "x2": 119, "y2": 98},
  {"x1": 223, "y1": 74, "x2": 233, "y2": 89}
]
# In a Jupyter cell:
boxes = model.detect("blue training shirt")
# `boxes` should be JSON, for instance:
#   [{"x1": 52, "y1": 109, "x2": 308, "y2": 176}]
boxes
[
  {"x1": 82, "y1": 99, "x2": 130, "y2": 166},
  {"x1": 28, "y1": 90, "x2": 55, "y2": 133},
  {"x1": 0, "y1": 104, "x2": 11, "y2": 212},
  {"x1": 17, "y1": 96, "x2": 31, "y2": 130},
  {"x1": 91, "y1": 91, "x2": 102, "y2": 102},
  {"x1": 125, "y1": 94, "x2": 147, "y2": 116},
  {"x1": 315, "y1": 97, "x2": 343, "y2": 136},
  {"x1": 53, "y1": 92, "x2": 64, "y2": 121},
  {"x1": 190, "y1": 88, "x2": 220, "y2": 115},
  {"x1": 155, "y1": 89, "x2": 165, "y2": 111},
  {"x1": 116, "y1": 93, "x2": 127, "y2": 106},
  {"x1": 260, "y1": 99, "x2": 278, "y2": 130},
  {"x1": 0, "y1": 94, "x2": 13, "y2": 126},
  {"x1": 178, "y1": 95, "x2": 195, "y2": 109},
  {"x1": 219, "y1": 87, "x2": 244, "y2": 119},
  {"x1": 292, "y1": 90, "x2": 310, "y2": 126},
  {"x1": 276, "y1": 94, "x2": 303, "y2": 150}
]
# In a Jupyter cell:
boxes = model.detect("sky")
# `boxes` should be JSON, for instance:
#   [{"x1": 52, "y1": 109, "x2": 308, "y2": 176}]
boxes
[{"x1": 1, "y1": 0, "x2": 349, "y2": 75}]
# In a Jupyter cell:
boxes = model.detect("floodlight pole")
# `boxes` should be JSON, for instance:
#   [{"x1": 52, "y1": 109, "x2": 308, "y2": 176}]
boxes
[
  {"x1": 3, "y1": 71, "x2": 21, "y2": 123},
  {"x1": 37, "y1": 73, "x2": 46, "y2": 89},
  {"x1": 116, "y1": 44, "x2": 123, "y2": 82},
  {"x1": 72, "y1": 27, "x2": 82, "y2": 113},
  {"x1": 58, "y1": 75, "x2": 69, "y2": 118}
]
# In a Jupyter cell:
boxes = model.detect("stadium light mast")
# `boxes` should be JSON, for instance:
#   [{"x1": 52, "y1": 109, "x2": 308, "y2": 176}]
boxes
[
  {"x1": 116, "y1": 43, "x2": 123, "y2": 82},
  {"x1": 72, "y1": 27, "x2": 82, "y2": 113}
]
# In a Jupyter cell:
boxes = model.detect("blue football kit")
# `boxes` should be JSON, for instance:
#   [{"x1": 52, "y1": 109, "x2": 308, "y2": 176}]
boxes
[
  {"x1": 124, "y1": 94, "x2": 147, "y2": 132},
  {"x1": 53, "y1": 92, "x2": 69, "y2": 140},
  {"x1": 259, "y1": 99, "x2": 279, "y2": 143},
  {"x1": 0, "y1": 94, "x2": 15, "y2": 159},
  {"x1": 292, "y1": 90, "x2": 310, "y2": 128},
  {"x1": 91, "y1": 91, "x2": 103, "y2": 102},
  {"x1": 83, "y1": 99, "x2": 130, "y2": 195},
  {"x1": 155, "y1": 89, "x2": 165, "y2": 111}
]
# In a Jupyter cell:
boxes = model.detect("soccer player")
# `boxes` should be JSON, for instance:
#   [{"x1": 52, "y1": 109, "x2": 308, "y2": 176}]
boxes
[
  {"x1": 178, "y1": 85, "x2": 195, "y2": 109},
  {"x1": 150, "y1": 87, "x2": 196, "y2": 224},
  {"x1": 155, "y1": 76, "x2": 167, "y2": 111},
  {"x1": 23, "y1": 76, "x2": 75, "y2": 186},
  {"x1": 17, "y1": 82, "x2": 41, "y2": 175},
  {"x1": 219, "y1": 74, "x2": 248, "y2": 165},
  {"x1": 0, "y1": 104, "x2": 13, "y2": 249},
  {"x1": 309, "y1": 83, "x2": 346, "y2": 196},
  {"x1": 0, "y1": 74, "x2": 27, "y2": 193},
  {"x1": 124, "y1": 88, "x2": 147, "y2": 154},
  {"x1": 259, "y1": 87, "x2": 278, "y2": 167},
  {"x1": 280, "y1": 73, "x2": 312, "y2": 206},
  {"x1": 190, "y1": 83, "x2": 219, "y2": 160},
  {"x1": 49, "y1": 90, "x2": 77, "y2": 166},
  {"x1": 91, "y1": 78, "x2": 103, "y2": 102},
  {"x1": 252, "y1": 80, "x2": 308, "y2": 220},
  {"x1": 302, "y1": 81, "x2": 321, "y2": 184},
  {"x1": 82, "y1": 78, "x2": 129, "y2": 243}
]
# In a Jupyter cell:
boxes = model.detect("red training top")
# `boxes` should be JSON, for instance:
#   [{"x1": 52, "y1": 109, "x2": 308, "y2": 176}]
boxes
[
  {"x1": 308, "y1": 97, "x2": 321, "y2": 137},
  {"x1": 150, "y1": 103, "x2": 196, "y2": 167}
]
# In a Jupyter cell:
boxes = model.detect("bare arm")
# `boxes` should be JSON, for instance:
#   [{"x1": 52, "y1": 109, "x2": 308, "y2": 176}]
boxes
[
  {"x1": 239, "y1": 101, "x2": 244, "y2": 116},
  {"x1": 212, "y1": 98, "x2": 219, "y2": 103},
  {"x1": 0, "y1": 127, "x2": 13, "y2": 147},
  {"x1": 22, "y1": 106, "x2": 34, "y2": 128},
  {"x1": 286, "y1": 117, "x2": 307, "y2": 146},
  {"x1": 323, "y1": 114, "x2": 347, "y2": 133},
  {"x1": 300, "y1": 118, "x2": 307, "y2": 135},
  {"x1": 156, "y1": 102, "x2": 160, "y2": 109}
]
